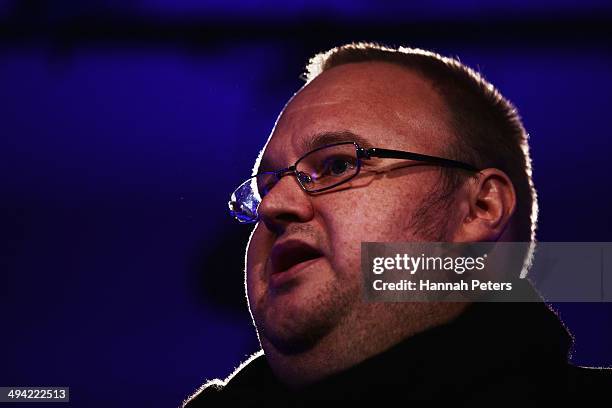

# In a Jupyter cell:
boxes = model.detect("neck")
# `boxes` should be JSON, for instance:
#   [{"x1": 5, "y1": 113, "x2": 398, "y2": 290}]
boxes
[{"x1": 262, "y1": 302, "x2": 469, "y2": 388}]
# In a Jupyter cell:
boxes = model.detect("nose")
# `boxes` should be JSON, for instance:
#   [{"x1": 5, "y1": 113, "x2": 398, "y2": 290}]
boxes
[{"x1": 257, "y1": 172, "x2": 314, "y2": 233}]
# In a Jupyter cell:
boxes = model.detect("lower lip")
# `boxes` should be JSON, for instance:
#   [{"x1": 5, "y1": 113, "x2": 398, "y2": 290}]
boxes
[{"x1": 269, "y1": 257, "x2": 322, "y2": 288}]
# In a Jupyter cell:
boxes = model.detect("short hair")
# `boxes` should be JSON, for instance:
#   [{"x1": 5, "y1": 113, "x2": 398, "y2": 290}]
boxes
[{"x1": 304, "y1": 43, "x2": 538, "y2": 248}]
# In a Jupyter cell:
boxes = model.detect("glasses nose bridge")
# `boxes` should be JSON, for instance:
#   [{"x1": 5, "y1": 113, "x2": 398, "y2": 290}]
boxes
[
  {"x1": 274, "y1": 165, "x2": 307, "y2": 188},
  {"x1": 257, "y1": 164, "x2": 315, "y2": 224},
  {"x1": 275, "y1": 165, "x2": 297, "y2": 179}
]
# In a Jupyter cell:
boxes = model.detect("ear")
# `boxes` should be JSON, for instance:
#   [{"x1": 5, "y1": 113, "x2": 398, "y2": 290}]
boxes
[{"x1": 453, "y1": 169, "x2": 516, "y2": 242}]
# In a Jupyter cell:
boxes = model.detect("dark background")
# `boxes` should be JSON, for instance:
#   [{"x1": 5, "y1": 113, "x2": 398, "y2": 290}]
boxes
[{"x1": 1, "y1": 1, "x2": 611, "y2": 407}]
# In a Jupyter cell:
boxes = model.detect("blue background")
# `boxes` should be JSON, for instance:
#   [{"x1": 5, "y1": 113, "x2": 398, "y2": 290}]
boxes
[{"x1": 1, "y1": 1, "x2": 611, "y2": 406}]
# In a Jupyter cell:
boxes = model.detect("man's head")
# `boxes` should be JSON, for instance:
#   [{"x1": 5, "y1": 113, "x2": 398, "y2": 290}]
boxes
[{"x1": 242, "y1": 43, "x2": 537, "y2": 371}]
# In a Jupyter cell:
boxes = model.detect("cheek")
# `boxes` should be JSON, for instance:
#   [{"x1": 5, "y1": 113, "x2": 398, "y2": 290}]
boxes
[
  {"x1": 322, "y1": 184, "x2": 422, "y2": 238},
  {"x1": 245, "y1": 224, "x2": 273, "y2": 302},
  {"x1": 317, "y1": 188, "x2": 418, "y2": 278},
  {"x1": 317, "y1": 173, "x2": 439, "y2": 270}
]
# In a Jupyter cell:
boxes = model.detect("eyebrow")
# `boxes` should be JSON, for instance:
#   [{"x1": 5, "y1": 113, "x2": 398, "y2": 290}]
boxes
[
  {"x1": 304, "y1": 130, "x2": 374, "y2": 152},
  {"x1": 258, "y1": 130, "x2": 374, "y2": 173}
]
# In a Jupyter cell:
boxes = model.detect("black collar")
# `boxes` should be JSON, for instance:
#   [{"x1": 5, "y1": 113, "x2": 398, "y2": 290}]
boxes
[{"x1": 226, "y1": 296, "x2": 572, "y2": 404}]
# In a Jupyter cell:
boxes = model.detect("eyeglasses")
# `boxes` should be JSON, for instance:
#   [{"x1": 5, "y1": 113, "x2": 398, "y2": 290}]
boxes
[{"x1": 228, "y1": 141, "x2": 479, "y2": 223}]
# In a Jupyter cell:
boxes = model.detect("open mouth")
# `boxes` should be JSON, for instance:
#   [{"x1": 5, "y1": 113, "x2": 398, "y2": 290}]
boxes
[{"x1": 270, "y1": 240, "x2": 323, "y2": 276}]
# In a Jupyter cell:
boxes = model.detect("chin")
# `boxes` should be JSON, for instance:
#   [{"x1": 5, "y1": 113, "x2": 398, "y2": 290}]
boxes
[
  {"x1": 254, "y1": 284, "x2": 352, "y2": 355},
  {"x1": 258, "y1": 310, "x2": 333, "y2": 355}
]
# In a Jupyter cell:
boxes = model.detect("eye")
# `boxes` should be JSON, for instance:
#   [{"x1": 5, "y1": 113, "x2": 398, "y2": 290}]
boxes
[
  {"x1": 322, "y1": 156, "x2": 356, "y2": 177},
  {"x1": 258, "y1": 182, "x2": 273, "y2": 196},
  {"x1": 256, "y1": 174, "x2": 279, "y2": 197}
]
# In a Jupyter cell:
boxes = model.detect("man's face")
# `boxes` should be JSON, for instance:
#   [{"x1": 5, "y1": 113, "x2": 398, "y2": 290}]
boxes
[{"x1": 246, "y1": 62, "x2": 460, "y2": 353}]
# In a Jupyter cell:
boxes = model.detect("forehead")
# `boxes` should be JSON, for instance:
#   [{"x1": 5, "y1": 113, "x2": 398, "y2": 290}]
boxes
[{"x1": 257, "y1": 61, "x2": 452, "y2": 171}]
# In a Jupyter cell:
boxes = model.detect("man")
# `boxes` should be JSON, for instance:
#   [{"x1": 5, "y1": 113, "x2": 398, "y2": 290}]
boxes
[{"x1": 185, "y1": 43, "x2": 609, "y2": 406}]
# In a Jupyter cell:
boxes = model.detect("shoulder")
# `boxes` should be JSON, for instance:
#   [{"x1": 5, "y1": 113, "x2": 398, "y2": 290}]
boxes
[
  {"x1": 543, "y1": 363, "x2": 612, "y2": 405},
  {"x1": 566, "y1": 364, "x2": 612, "y2": 390},
  {"x1": 182, "y1": 350, "x2": 272, "y2": 408}
]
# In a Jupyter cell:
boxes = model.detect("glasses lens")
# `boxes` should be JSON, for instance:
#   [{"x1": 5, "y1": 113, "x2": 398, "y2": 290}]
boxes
[
  {"x1": 296, "y1": 143, "x2": 359, "y2": 192},
  {"x1": 228, "y1": 173, "x2": 277, "y2": 223}
]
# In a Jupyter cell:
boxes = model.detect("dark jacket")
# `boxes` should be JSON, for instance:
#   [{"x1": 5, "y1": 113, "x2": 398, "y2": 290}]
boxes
[{"x1": 184, "y1": 301, "x2": 610, "y2": 407}]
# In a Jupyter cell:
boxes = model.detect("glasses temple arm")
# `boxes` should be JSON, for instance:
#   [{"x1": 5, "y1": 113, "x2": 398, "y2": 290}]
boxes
[{"x1": 362, "y1": 147, "x2": 479, "y2": 172}]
